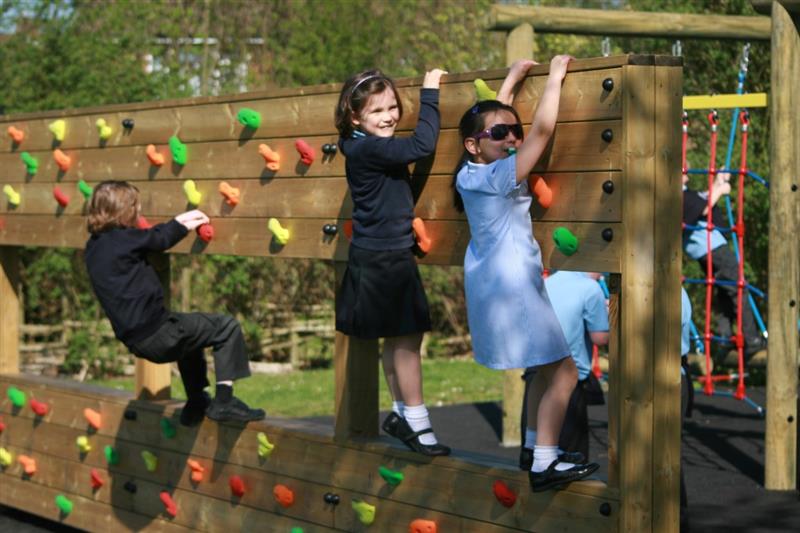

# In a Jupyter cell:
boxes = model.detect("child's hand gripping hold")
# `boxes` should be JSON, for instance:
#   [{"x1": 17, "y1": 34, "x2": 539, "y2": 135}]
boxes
[
  {"x1": 422, "y1": 68, "x2": 448, "y2": 89},
  {"x1": 175, "y1": 210, "x2": 210, "y2": 231}
]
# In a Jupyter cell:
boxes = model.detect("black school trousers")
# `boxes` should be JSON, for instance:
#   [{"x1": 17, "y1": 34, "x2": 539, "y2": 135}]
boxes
[{"x1": 127, "y1": 312, "x2": 251, "y2": 399}]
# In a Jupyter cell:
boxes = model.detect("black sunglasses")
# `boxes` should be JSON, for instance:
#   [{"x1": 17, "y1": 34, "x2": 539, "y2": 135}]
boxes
[{"x1": 473, "y1": 123, "x2": 524, "y2": 141}]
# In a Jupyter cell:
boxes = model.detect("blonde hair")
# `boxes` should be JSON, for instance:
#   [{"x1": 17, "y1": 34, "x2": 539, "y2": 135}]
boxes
[{"x1": 87, "y1": 181, "x2": 140, "y2": 234}]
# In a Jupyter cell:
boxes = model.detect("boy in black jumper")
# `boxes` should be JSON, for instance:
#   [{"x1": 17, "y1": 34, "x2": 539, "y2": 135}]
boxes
[{"x1": 84, "y1": 181, "x2": 265, "y2": 426}]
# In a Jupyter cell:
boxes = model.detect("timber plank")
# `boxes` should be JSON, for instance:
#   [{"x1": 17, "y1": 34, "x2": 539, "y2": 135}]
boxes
[
  {"x1": 0, "y1": 375, "x2": 619, "y2": 532},
  {"x1": 0, "y1": 172, "x2": 622, "y2": 223},
  {"x1": 0, "y1": 215, "x2": 622, "y2": 271},
  {"x1": 0, "y1": 120, "x2": 623, "y2": 184},
  {"x1": 0, "y1": 66, "x2": 623, "y2": 152},
  {"x1": 0, "y1": 247, "x2": 20, "y2": 374}
]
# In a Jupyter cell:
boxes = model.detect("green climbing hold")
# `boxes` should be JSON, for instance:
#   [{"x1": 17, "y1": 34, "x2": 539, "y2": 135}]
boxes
[
  {"x1": 378, "y1": 465, "x2": 404, "y2": 486},
  {"x1": 169, "y1": 136, "x2": 187, "y2": 166},
  {"x1": 6, "y1": 386, "x2": 26, "y2": 408},
  {"x1": 104, "y1": 445, "x2": 120, "y2": 465},
  {"x1": 160, "y1": 417, "x2": 176, "y2": 439},
  {"x1": 78, "y1": 180, "x2": 93, "y2": 200},
  {"x1": 55, "y1": 494, "x2": 73, "y2": 515},
  {"x1": 141, "y1": 449, "x2": 158, "y2": 472},
  {"x1": 290, "y1": 528, "x2": 304, "y2": 533},
  {"x1": 237, "y1": 108, "x2": 262, "y2": 129},
  {"x1": 474, "y1": 78, "x2": 497, "y2": 102},
  {"x1": 553, "y1": 227, "x2": 579, "y2": 256},
  {"x1": 21, "y1": 152, "x2": 38, "y2": 175}
]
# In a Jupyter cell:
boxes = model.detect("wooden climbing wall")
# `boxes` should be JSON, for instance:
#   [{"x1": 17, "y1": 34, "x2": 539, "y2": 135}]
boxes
[{"x1": 0, "y1": 54, "x2": 683, "y2": 532}]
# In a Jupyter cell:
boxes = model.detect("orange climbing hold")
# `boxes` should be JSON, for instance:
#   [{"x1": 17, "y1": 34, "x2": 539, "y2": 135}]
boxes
[
  {"x1": 7, "y1": 126, "x2": 24, "y2": 144},
  {"x1": 186, "y1": 459, "x2": 205, "y2": 483},
  {"x1": 53, "y1": 187, "x2": 70, "y2": 208},
  {"x1": 29, "y1": 399, "x2": 50, "y2": 417},
  {"x1": 530, "y1": 176, "x2": 553, "y2": 209},
  {"x1": 83, "y1": 407, "x2": 102, "y2": 430},
  {"x1": 273, "y1": 484, "x2": 295, "y2": 508},
  {"x1": 160, "y1": 491, "x2": 178, "y2": 517},
  {"x1": 258, "y1": 144, "x2": 280, "y2": 171},
  {"x1": 18, "y1": 454, "x2": 36, "y2": 475},
  {"x1": 218, "y1": 181, "x2": 240, "y2": 206},
  {"x1": 53, "y1": 149, "x2": 72, "y2": 172},
  {"x1": 146, "y1": 144, "x2": 165, "y2": 166},
  {"x1": 412, "y1": 217, "x2": 432, "y2": 253},
  {"x1": 90, "y1": 468, "x2": 104, "y2": 489},
  {"x1": 492, "y1": 479, "x2": 517, "y2": 508},
  {"x1": 229, "y1": 475, "x2": 246, "y2": 497},
  {"x1": 409, "y1": 518, "x2": 438, "y2": 533}
]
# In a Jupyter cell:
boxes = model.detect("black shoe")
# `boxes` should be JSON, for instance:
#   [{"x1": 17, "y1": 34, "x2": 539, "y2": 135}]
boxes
[
  {"x1": 528, "y1": 459, "x2": 599, "y2": 492},
  {"x1": 206, "y1": 396, "x2": 265, "y2": 423},
  {"x1": 180, "y1": 392, "x2": 211, "y2": 427},
  {"x1": 386, "y1": 413, "x2": 450, "y2": 456},
  {"x1": 519, "y1": 447, "x2": 586, "y2": 471},
  {"x1": 381, "y1": 412, "x2": 404, "y2": 439}
]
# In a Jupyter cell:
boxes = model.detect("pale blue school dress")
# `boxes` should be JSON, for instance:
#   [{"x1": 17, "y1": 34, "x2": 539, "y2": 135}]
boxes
[{"x1": 456, "y1": 156, "x2": 571, "y2": 369}]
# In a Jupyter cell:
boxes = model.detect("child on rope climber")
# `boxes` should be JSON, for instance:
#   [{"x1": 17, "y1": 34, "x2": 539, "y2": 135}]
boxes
[
  {"x1": 334, "y1": 67, "x2": 451, "y2": 456},
  {"x1": 453, "y1": 57, "x2": 599, "y2": 492},
  {"x1": 84, "y1": 181, "x2": 265, "y2": 426},
  {"x1": 682, "y1": 169, "x2": 766, "y2": 361}
]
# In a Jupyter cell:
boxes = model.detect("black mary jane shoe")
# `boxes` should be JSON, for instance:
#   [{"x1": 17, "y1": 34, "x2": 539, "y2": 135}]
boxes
[
  {"x1": 384, "y1": 413, "x2": 451, "y2": 456},
  {"x1": 528, "y1": 459, "x2": 599, "y2": 492},
  {"x1": 518, "y1": 447, "x2": 586, "y2": 471},
  {"x1": 381, "y1": 412, "x2": 404, "y2": 439}
]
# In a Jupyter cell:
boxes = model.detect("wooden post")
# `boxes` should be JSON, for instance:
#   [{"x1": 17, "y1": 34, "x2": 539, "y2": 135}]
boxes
[
  {"x1": 333, "y1": 261, "x2": 379, "y2": 442},
  {"x1": 506, "y1": 22, "x2": 535, "y2": 67},
  {"x1": 765, "y1": 0, "x2": 800, "y2": 491},
  {"x1": 501, "y1": 22, "x2": 535, "y2": 447},
  {"x1": 134, "y1": 252, "x2": 171, "y2": 400},
  {"x1": 0, "y1": 246, "x2": 21, "y2": 374},
  {"x1": 652, "y1": 60, "x2": 684, "y2": 531},
  {"x1": 617, "y1": 60, "x2": 682, "y2": 532}
]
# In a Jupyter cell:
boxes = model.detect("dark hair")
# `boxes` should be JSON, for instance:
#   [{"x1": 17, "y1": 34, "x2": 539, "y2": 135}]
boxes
[
  {"x1": 335, "y1": 69, "x2": 403, "y2": 138},
  {"x1": 452, "y1": 100, "x2": 522, "y2": 212},
  {"x1": 87, "y1": 180, "x2": 140, "y2": 234}
]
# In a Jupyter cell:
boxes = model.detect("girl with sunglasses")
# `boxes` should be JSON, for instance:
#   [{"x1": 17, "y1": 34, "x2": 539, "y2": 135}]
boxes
[
  {"x1": 453, "y1": 57, "x2": 599, "y2": 491},
  {"x1": 334, "y1": 67, "x2": 450, "y2": 456}
]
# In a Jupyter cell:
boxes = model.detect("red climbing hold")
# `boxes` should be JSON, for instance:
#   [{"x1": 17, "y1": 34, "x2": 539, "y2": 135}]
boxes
[
  {"x1": 160, "y1": 491, "x2": 178, "y2": 517},
  {"x1": 229, "y1": 475, "x2": 246, "y2": 497},
  {"x1": 492, "y1": 480, "x2": 517, "y2": 508},
  {"x1": 0, "y1": 416, "x2": 5, "y2": 433},
  {"x1": 273, "y1": 484, "x2": 295, "y2": 508},
  {"x1": 409, "y1": 518, "x2": 438, "y2": 533},
  {"x1": 294, "y1": 139, "x2": 315, "y2": 165},
  {"x1": 196, "y1": 223, "x2": 214, "y2": 243},
  {"x1": 90, "y1": 468, "x2": 104, "y2": 489},
  {"x1": 53, "y1": 187, "x2": 70, "y2": 208},
  {"x1": 30, "y1": 398, "x2": 50, "y2": 417},
  {"x1": 137, "y1": 216, "x2": 153, "y2": 230}
]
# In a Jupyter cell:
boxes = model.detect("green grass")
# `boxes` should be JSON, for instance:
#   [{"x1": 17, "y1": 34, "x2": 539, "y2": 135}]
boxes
[{"x1": 89, "y1": 358, "x2": 503, "y2": 418}]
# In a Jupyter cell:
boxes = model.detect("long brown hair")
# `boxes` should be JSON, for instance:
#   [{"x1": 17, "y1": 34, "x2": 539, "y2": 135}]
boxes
[
  {"x1": 335, "y1": 69, "x2": 403, "y2": 138},
  {"x1": 87, "y1": 180, "x2": 140, "y2": 234}
]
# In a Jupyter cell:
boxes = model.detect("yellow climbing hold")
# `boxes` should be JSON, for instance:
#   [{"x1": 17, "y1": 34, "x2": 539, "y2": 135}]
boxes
[
  {"x1": 257, "y1": 432, "x2": 275, "y2": 458},
  {"x1": 474, "y1": 79, "x2": 497, "y2": 102},
  {"x1": 48, "y1": 119, "x2": 66, "y2": 142},
  {"x1": 76, "y1": 435, "x2": 92, "y2": 454},
  {"x1": 96, "y1": 118, "x2": 113, "y2": 140},
  {"x1": 183, "y1": 180, "x2": 202, "y2": 206},
  {"x1": 352, "y1": 499, "x2": 376, "y2": 525},
  {"x1": 3, "y1": 185, "x2": 21, "y2": 206},
  {"x1": 0, "y1": 447, "x2": 13, "y2": 467},
  {"x1": 141, "y1": 450, "x2": 158, "y2": 472},
  {"x1": 268, "y1": 218, "x2": 290, "y2": 245}
]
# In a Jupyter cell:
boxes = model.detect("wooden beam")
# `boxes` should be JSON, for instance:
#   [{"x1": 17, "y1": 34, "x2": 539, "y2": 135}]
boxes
[
  {"x1": 682, "y1": 92, "x2": 768, "y2": 109},
  {"x1": 134, "y1": 252, "x2": 171, "y2": 400},
  {"x1": 765, "y1": 0, "x2": 800, "y2": 491},
  {"x1": 751, "y1": 0, "x2": 800, "y2": 16},
  {"x1": 488, "y1": 5, "x2": 771, "y2": 40},
  {"x1": 0, "y1": 246, "x2": 20, "y2": 374},
  {"x1": 619, "y1": 64, "x2": 657, "y2": 532},
  {"x1": 506, "y1": 22, "x2": 535, "y2": 65}
]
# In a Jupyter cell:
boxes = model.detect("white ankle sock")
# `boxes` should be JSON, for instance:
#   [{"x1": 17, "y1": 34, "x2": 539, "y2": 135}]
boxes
[
  {"x1": 525, "y1": 428, "x2": 537, "y2": 449},
  {"x1": 532, "y1": 445, "x2": 575, "y2": 473},
  {"x1": 404, "y1": 403, "x2": 437, "y2": 445},
  {"x1": 392, "y1": 401, "x2": 405, "y2": 417}
]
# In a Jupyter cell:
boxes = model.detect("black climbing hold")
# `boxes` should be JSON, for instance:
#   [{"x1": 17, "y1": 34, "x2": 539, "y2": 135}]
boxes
[
  {"x1": 602, "y1": 228, "x2": 613, "y2": 242},
  {"x1": 790, "y1": 300, "x2": 796, "y2": 308},
  {"x1": 322, "y1": 224, "x2": 338, "y2": 236},
  {"x1": 124, "y1": 481, "x2": 137, "y2": 494},
  {"x1": 122, "y1": 118, "x2": 134, "y2": 130},
  {"x1": 322, "y1": 143, "x2": 338, "y2": 155},
  {"x1": 792, "y1": 184, "x2": 798, "y2": 192},
  {"x1": 123, "y1": 409, "x2": 137, "y2": 421},
  {"x1": 599, "y1": 502, "x2": 612, "y2": 516},
  {"x1": 323, "y1": 492, "x2": 340, "y2": 505},
  {"x1": 788, "y1": 416, "x2": 795, "y2": 423},
  {"x1": 602, "y1": 180, "x2": 615, "y2": 194},
  {"x1": 602, "y1": 78, "x2": 614, "y2": 92},
  {"x1": 601, "y1": 129, "x2": 613, "y2": 142}
]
